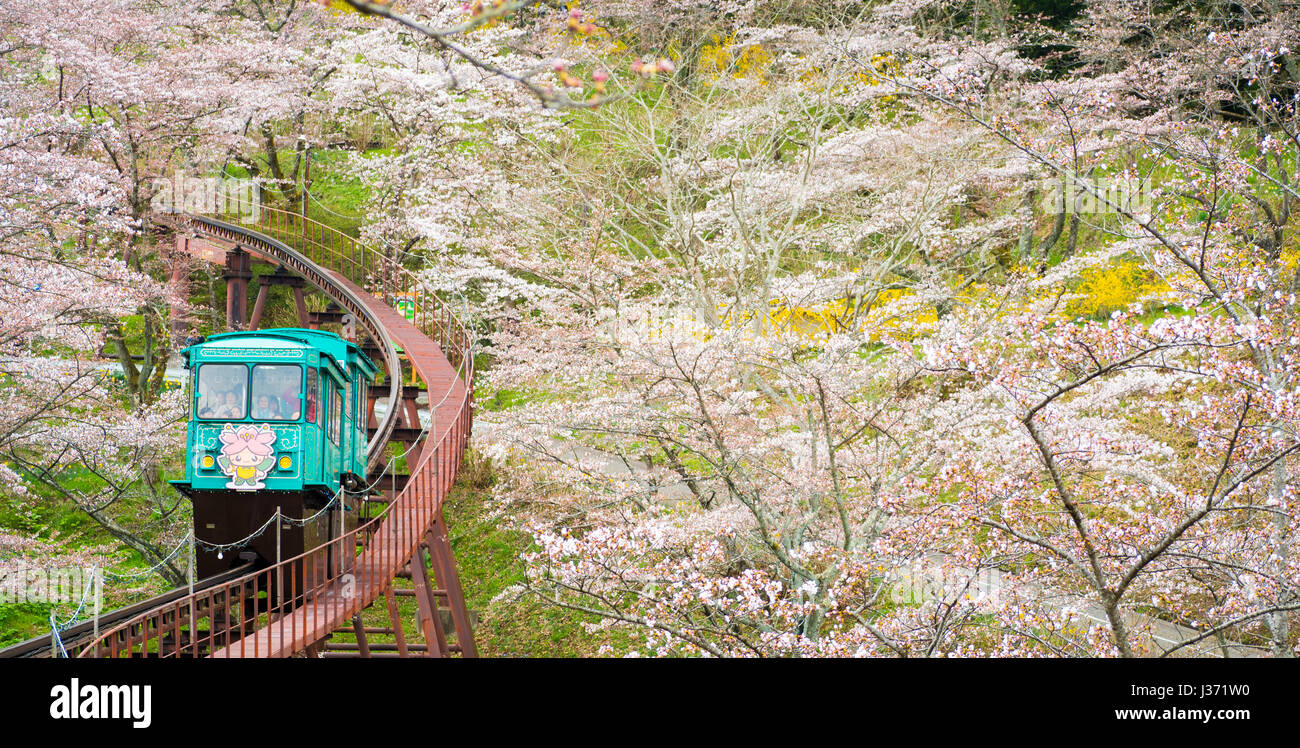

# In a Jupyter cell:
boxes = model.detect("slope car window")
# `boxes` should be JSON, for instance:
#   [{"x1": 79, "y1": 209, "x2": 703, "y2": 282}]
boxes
[
  {"x1": 196, "y1": 364, "x2": 247, "y2": 420},
  {"x1": 306, "y1": 368, "x2": 318, "y2": 423},
  {"x1": 328, "y1": 386, "x2": 342, "y2": 445},
  {"x1": 251, "y1": 364, "x2": 301, "y2": 421},
  {"x1": 189, "y1": 366, "x2": 198, "y2": 419},
  {"x1": 359, "y1": 380, "x2": 368, "y2": 427}
]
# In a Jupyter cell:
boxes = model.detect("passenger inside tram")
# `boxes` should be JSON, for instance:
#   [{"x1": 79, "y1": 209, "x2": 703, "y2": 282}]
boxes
[
  {"x1": 251, "y1": 365, "x2": 300, "y2": 421},
  {"x1": 252, "y1": 394, "x2": 275, "y2": 420},
  {"x1": 217, "y1": 390, "x2": 244, "y2": 419},
  {"x1": 273, "y1": 368, "x2": 301, "y2": 419},
  {"x1": 197, "y1": 394, "x2": 217, "y2": 419}
]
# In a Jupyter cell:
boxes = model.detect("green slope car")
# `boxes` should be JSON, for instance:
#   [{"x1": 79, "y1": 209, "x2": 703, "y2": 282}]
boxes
[{"x1": 171, "y1": 329, "x2": 379, "y2": 580}]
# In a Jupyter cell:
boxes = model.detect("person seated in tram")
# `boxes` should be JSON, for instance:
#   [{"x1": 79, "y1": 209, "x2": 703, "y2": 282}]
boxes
[
  {"x1": 197, "y1": 390, "x2": 219, "y2": 418},
  {"x1": 216, "y1": 390, "x2": 244, "y2": 419},
  {"x1": 278, "y1": 374, "x2": 300, "y2": 410},
  {"x1": 272, "y1": 370, "x2": 300, "y2": 419},
  {"x1": 252, "y1": 394, "x2": 276, "y2": 420}
]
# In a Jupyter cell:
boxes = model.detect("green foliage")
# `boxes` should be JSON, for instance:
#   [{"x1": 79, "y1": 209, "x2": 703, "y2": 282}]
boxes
[
  {"x1": 0, "y1": 602, "x2": 53, "y2": 646},
  {"x1": 303, "y1": 149, "x2": 371, "y2": 237},
  {"x1": 3, "y1": 466, "x2": 104, "y2": 539},
  {"x1": 477, "y1": 386, "x2": 534, "y2": 412},
  {"x1": 442, "y1": 452, "x2": 634, "y2": 656}
]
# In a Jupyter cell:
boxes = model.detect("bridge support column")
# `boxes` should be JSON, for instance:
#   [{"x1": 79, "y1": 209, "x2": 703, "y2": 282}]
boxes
[
  {"x1": 167, "y1": 238, "x2": 196, "y2": 342},
  {"x1": 366, "y1": 388, "x2": 379, "y2": 430},
  {"x1": 350, "y1": 615, "x2": 371, "y2": 657},
  {"x1": 423, "y1": 520, "x2": 477, "y2": 658},
  {"x1": 249, "y1": 266, "x2": 308, "y2": 331},
  {"x1": 294, "y1": 287, "x2": 311, "y2": 327},
  {"x1": 408, "y1": 547, "x2": 449, "y2": 658},
  {"x1": 223, "y1": 246, "x2": 253, "y2": 330},
  {"x1": 384, "y1": 585, "x2": 409, "y2": 657},
  {"x1": 249, "y1": 285, "x2": 270, "y2": 331}
]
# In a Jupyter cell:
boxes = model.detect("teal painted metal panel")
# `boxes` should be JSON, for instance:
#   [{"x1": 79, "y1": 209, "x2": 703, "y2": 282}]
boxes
[{"x1": 172, "y1": 328, "x2": 378, "y2": 499}]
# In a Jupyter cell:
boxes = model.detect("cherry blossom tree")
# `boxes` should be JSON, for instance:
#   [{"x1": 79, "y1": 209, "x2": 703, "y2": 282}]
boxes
[
  {"x1": 0, "y1": 6, "x2": 190, "y2": 581},
  {"x1": 2, "y1": 0, "x2": 1295, "y2": 655},
  {"x1": 465, "y1": 0, "x2": 1300, "y2": 657}
]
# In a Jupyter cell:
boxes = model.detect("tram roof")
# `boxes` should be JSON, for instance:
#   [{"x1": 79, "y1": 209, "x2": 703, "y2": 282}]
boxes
[{"x1": 184, "y1": 328, "x2": 377, "y2": 376}]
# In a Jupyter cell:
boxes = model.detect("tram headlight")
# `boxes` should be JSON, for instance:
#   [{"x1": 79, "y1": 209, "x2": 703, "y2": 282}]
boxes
[
  {"x1": 279, "y1": 455, "x2": 292, "y2": 470},
  {"x1": 201, "y1": 454, "x2": 215, "y2": 469}
]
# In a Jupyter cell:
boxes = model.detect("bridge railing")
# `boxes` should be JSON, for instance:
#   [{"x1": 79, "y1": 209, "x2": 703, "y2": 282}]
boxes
[{"x1": 77, "y1": 199, "x2": 475, "y2": 657}]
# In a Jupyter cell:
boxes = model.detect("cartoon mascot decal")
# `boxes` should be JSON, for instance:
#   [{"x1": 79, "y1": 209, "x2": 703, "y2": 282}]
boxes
[{"x1": 216, "y1": 424, "x2": 277, "y2": 491}]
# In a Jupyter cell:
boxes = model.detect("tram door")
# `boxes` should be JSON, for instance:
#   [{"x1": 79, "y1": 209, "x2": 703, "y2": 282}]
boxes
[
  {"x1": 324, "y1": 378, "x2": 345, "y2": 579},
  {"x1": 342, "y1": 377, "x2": 352, "y2": 481}
]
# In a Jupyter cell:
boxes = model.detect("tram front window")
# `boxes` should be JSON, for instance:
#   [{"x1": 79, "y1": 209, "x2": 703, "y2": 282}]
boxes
[
  {"x1": 197, "y1": 364, "x2": 247, "y2": 420},
  {"x1": 252, "y1": 365, "x2": 301, "y2": 421}
]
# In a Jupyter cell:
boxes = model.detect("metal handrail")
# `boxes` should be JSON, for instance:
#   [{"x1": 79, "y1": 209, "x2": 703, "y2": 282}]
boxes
[{"x1": 0, "y1": 562, "x2": 254, "y2": 659}]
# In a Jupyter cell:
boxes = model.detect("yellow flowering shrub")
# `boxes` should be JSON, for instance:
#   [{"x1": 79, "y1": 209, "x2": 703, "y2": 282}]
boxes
[
  {"x1": 1064, "y1": 258, "x2": 1169, "y2": 319},
  {"x1": 698, "y1": 34, "x2": 772, "y2": 84},
  {"x1": 637, "y1": 291, "x2": 940, "y2": 345},
  {"x1": 857, "y1": 53, "x2": 900, "y2": 86},
  {"x1": 1281, "y1": 246, "x2": 1300, "y2": 271},
  {"x1": 765, "y1": 290, "x2": 936, "y2": 341}
]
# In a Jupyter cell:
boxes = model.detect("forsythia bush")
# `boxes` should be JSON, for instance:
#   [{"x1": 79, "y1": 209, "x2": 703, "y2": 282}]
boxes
[
  {"x1": 1066, "y1": 258, "x2": 1169, "y2": 319},
  {"x1": 698, "y1": 33, "x2": 772, "y2": 84}
]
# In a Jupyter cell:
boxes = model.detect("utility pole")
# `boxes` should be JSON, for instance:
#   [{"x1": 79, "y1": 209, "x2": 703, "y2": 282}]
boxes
[{"x1": 302, "y1": 140, "x2": 311, "y2": 227}]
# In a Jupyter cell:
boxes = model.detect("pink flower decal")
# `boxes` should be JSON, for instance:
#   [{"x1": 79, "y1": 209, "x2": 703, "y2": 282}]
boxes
[{"x1": 215, "y1": 423, "x2": 277, "y2": 491}]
